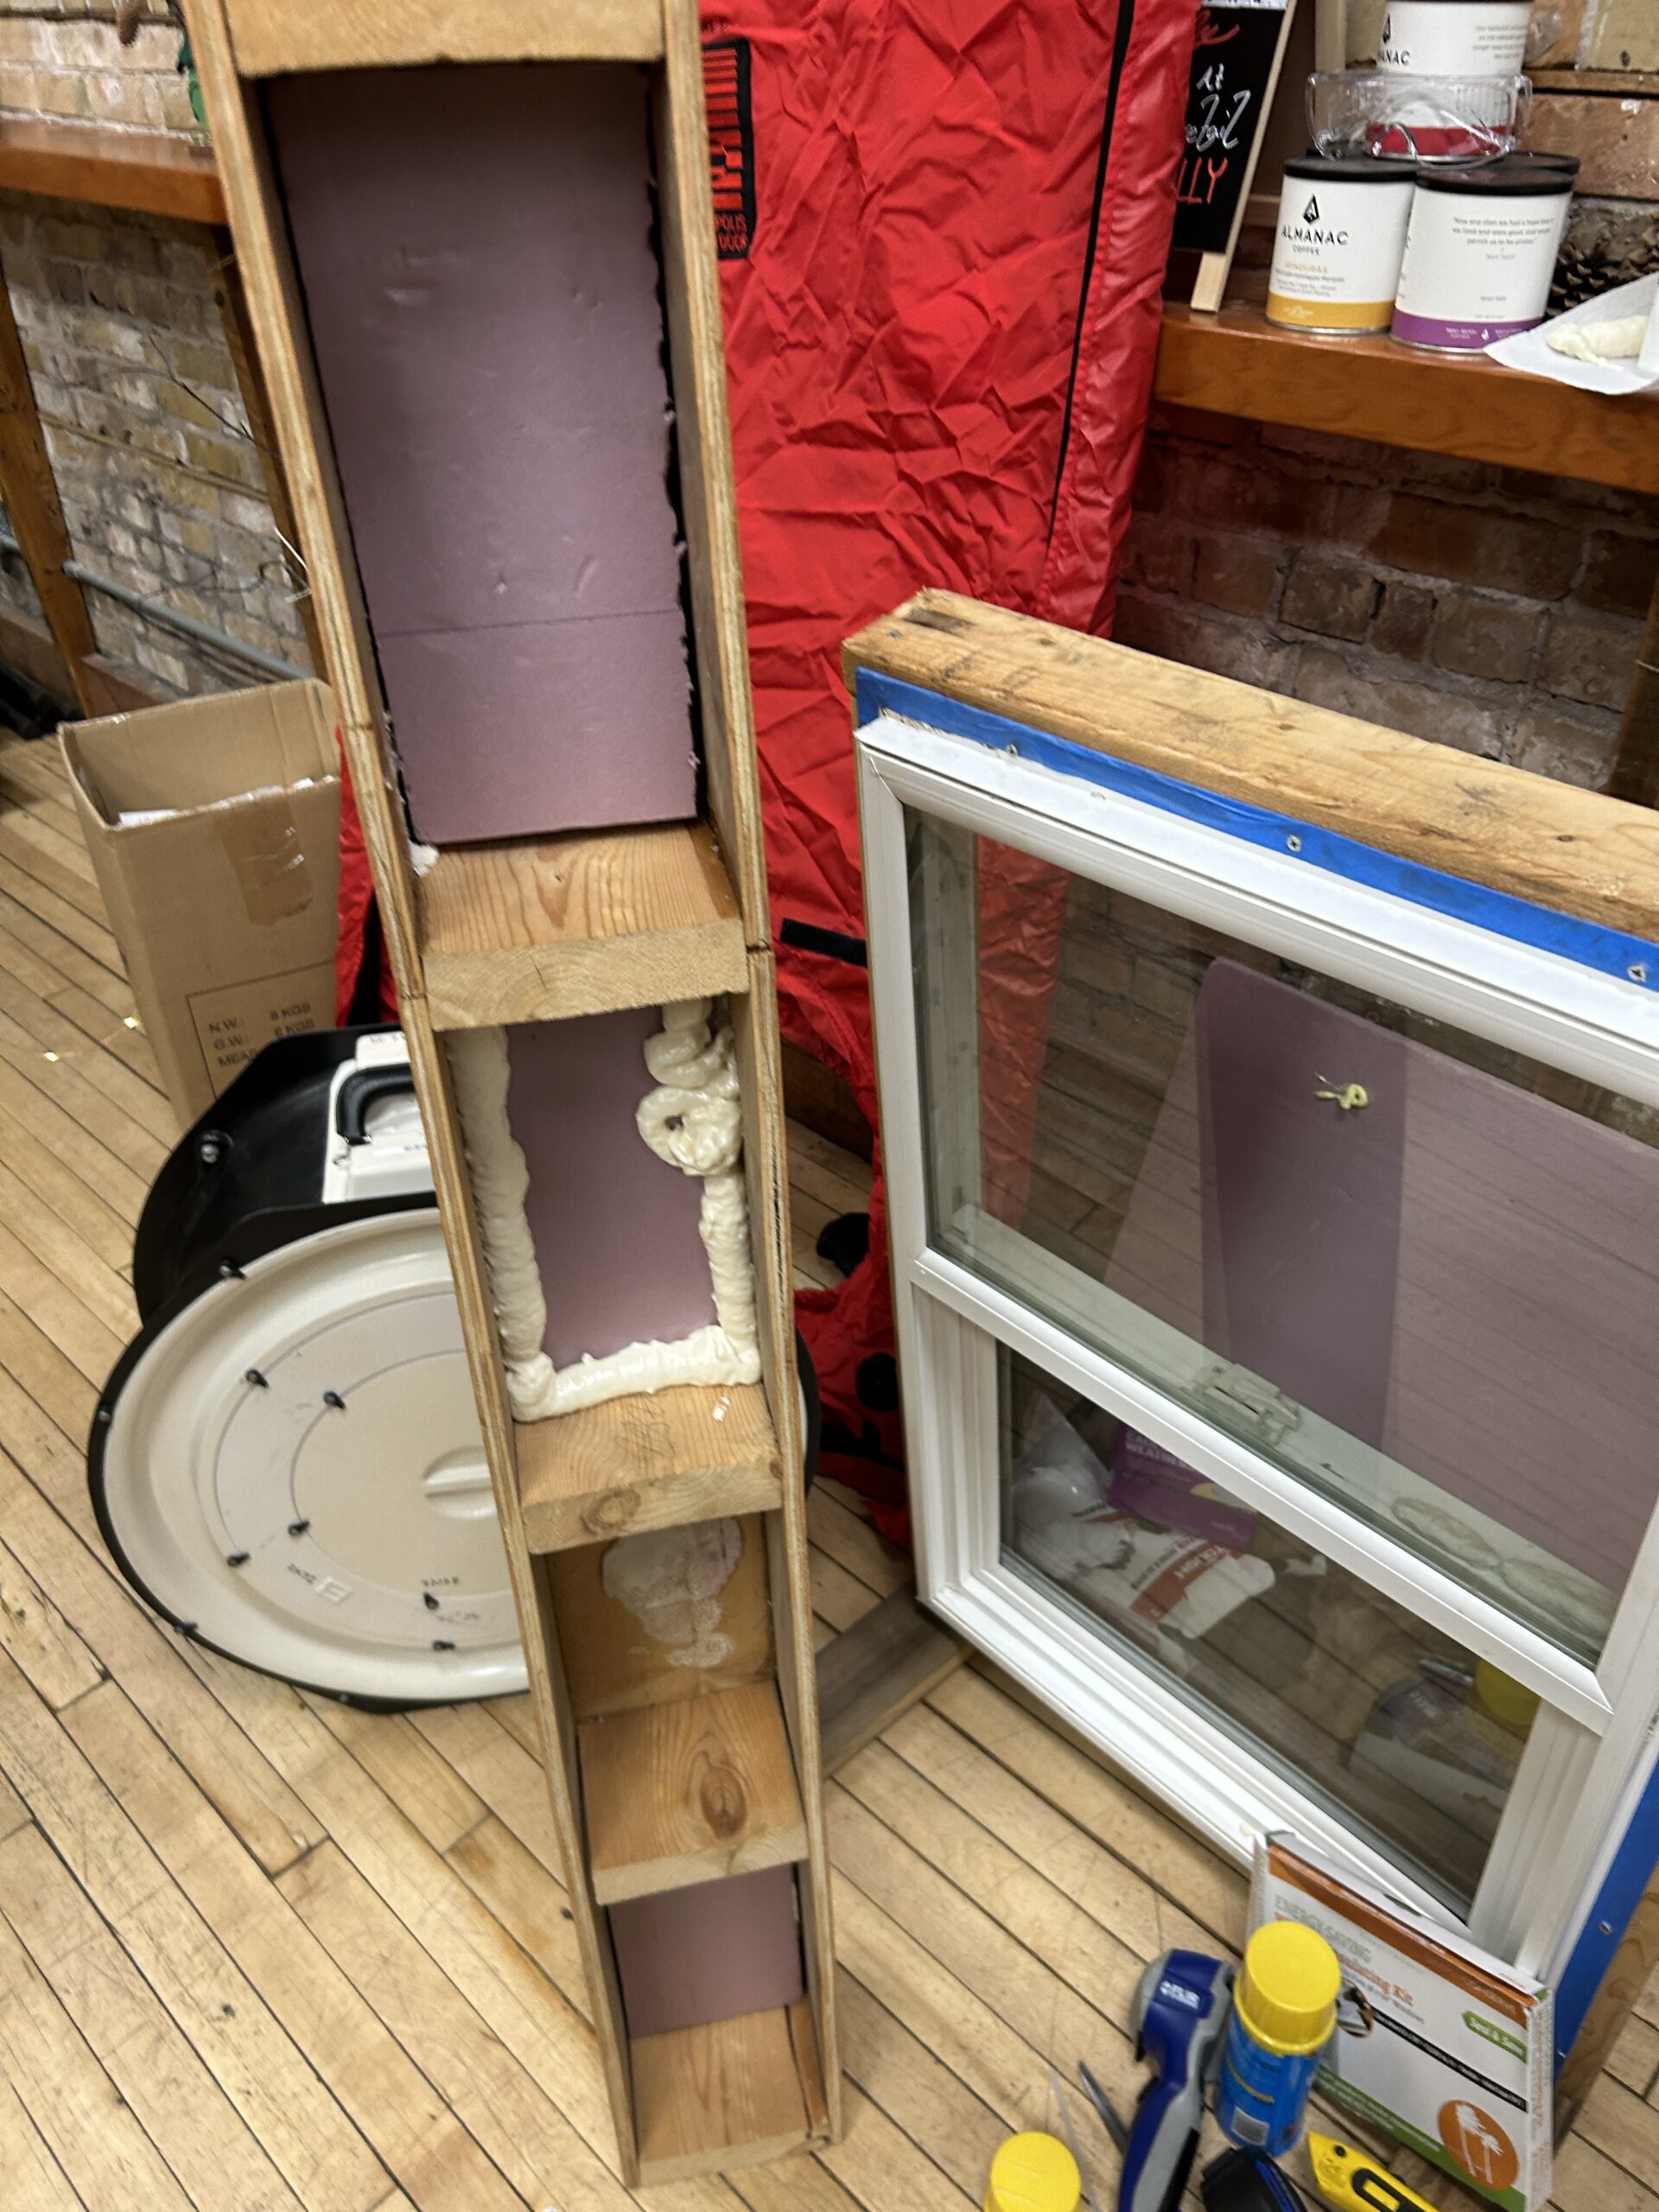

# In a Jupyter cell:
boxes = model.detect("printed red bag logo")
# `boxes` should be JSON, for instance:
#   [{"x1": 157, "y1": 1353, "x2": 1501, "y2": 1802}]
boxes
[{"x1": 703, "y1": 37, "x2": 756, "y2": 259}]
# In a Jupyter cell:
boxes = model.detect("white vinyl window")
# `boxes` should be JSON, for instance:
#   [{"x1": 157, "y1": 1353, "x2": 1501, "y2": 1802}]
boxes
[{"x1": 858, "y1": 702, "x2": 1659, "y2": 1985}]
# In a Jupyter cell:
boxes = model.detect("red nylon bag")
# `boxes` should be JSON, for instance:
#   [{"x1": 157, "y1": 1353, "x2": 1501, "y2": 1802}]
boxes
[{"x1": 709, "y1": 0, "x2": 1196, "y2": 1534}]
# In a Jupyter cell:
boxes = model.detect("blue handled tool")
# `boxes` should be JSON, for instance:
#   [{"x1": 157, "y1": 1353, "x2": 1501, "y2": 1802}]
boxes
[{"x1": 1119, "y1": 1950, "x2": 1236, "y2": 2212}]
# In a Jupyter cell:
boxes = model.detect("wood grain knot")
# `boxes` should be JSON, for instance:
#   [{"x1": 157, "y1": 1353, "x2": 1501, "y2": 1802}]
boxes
[
  {"x1": 582, "y1": 1486, "x2": 641, "y2": 1535},
  {"x1": 699, "y1": 1760, "x2": 747, "y2": 1840}
]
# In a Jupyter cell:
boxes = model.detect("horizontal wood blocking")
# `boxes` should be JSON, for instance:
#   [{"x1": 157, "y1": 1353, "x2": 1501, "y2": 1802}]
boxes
[
  {"x1": 0, "y1": 118, "x2": 226, "y2": 225},
  {"x1": 515, "y1": 1382, "x2": 781, "y2": 1551},
  {"x1": 845, "y1": 590, "x2": 1659, "y2": 943},
  {"x1": 580, "y1": 1681, "x2": 806, "y2": 1904},
  {"x1": 417, "y1": 819, "x2": 748, "y2": 1029},
  {"x1": 1153, "y1": 302, "x2": 1659, "y2": 499},
  {"x1": 631, "y1": 1997, "x2": 823, "y2": 2184},
  {"x1": 223, "y1": 0, "x2": 664, "y2": 74}
]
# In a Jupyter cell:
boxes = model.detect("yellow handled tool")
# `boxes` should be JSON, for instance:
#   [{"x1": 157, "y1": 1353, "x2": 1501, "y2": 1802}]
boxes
[{"x1": 1306, "y1": 2134, "x2": 1440, "y2": 2212}]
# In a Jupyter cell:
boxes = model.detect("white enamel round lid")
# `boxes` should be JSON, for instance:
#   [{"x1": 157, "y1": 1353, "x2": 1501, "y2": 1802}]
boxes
[{"x1": 96, "y1": 1209, "x2": 526, "y2": 1707}]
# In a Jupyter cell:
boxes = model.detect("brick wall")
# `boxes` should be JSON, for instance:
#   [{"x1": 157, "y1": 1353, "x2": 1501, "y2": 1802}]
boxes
[
  {"x1": 1118, "y1": 406, "x2": 1659, "y2": 791},
  {"x1": 0, "y1": 3, "x2": 311, "y2": 696}
]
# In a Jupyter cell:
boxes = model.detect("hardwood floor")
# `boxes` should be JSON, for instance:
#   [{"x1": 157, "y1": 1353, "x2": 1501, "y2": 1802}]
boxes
[{"x1": 0, "y1": 730, "x2": 1656, "y2": 2212}]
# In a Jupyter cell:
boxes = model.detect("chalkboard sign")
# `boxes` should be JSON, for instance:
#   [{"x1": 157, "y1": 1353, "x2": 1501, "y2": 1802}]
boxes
[{"x1": 1173, "y1": 0, "x2": 1296, "y2": 260}]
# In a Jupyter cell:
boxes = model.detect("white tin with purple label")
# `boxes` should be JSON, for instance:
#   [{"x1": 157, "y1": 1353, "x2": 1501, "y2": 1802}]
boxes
[{"x1": 1392, "y1": 157, "x2": 1575, "y2": 351}]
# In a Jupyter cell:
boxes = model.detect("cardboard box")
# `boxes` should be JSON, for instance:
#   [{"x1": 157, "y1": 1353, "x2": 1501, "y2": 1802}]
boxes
[
  {"x1": 61, "y1": 680, "x2": 340, "y2": 1128},
  {"x1": 1254, "y1": 1835, "x2": 1552, "y2": 2212}
]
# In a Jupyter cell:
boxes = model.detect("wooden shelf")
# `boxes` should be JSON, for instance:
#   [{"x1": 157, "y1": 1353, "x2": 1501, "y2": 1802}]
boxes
[
  {"x1": 222, "y1": 0, "x2": 664, "y2": 75},
  {"x1": 516, "y1": 1382, "x2": 781, "y2": 1551},
  {"x1": 580, "y1": 1681, "x2": 807, "y2": 1904},
  {"x1": 632, "y1": 1999, "x2": 824, "y2": 2185},
  {"x1": 1153, "y1": 302, "x2": 1659, "y2": 497},
  {"x1": 0, "y1": 118, "x2": 226, "y2": 226},
  {"x1": 417, "y1": 818, "x2": 749, "y2": 1029}
]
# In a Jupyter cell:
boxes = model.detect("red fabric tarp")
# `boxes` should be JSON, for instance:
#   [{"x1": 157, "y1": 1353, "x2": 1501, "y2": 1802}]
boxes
[
  {"x1": 336, "y1": 3, "x2": 1196, "y2": 1537},
  {"x1": 710, "y1": 0, "x2": 1196, "y2": 1534}
]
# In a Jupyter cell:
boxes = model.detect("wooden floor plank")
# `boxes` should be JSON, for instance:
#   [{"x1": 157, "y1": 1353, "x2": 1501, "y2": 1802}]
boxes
[
  {"x1": 409, "y1": 1701, "x2": 563, "y2": 1879},
  {"x1": 0, "y1": 1215, "x2": 125, "y2": 1387},
  {"x1": 0, "y1": 799, "x2": 99, "y2": 891},
  {"x1": 277, "y1": 1841, "x2": 636, "y2": 2212},
  {"x1": 0, "y1": 1900, "x2": 200, "y2": 2212},
  {"x1": 0, "y1": 1097, "x2": 136, "y2": 1268},
  {"x1": 827, "y1": 1778, "x2": 1141, "y2": 2111},
  {"x1": 927, "y1": 1666, "x2": 1250, "y2": 1952},
  {"x1": 880, "y1": 1699, "x2": 1205, "y2": 1961},
  {"x1": 0, "y1": 1026, "x2": 167, "y2": 1181},
  {"x1": 0, "y1": 1050, "x2": 148, "y2": 1221},
  {"x1": 0, "y1": 963, "x2": 174, "y2": 1141},
  {"x1": 0, "y1": 2068, "x2": 87, "y2": 2212},
  {"x1": 445, "y1": 1814, "x2": 587, "y2": 2010},
  {"x1": 807, "y1": 1484, "x2": 911, "y2": 1601},
  {"x1": 0, "y1": 1440, "x2": 321, "y2": 1873},
  {"x1": 0, "y1": 1532, "x2": 104, "y2": 1709},
  {"x1": 0, "y1": 1651, "x2": 389, "y2": 2212},
  {"x1": 62, "y1": 1681, "x2": 533, "y2": 2212},
  {"x1": 0, "y1": 1147, "x2": 137, "y2": 1335},
  {"x1": 0, "y1": 1821, "x2": 310, "y2": 2212},
  {"x1": 0, "y1": 1281, "x2": 103, "y2": 1442},
  {"x1": 836, "y1": 1973, "x2": 1004, "y2": 2203},
  {"x1": 0, "y1": 818, "x2": 123, "y2": 962},
  {"x1": 838, "y1": 1736, "x2": 1147, "y2": 2025},
  {"x1": 303, "y1": 1696, "x2": 488, "y2": 1859},
  {"x1": 0, "y1": 887, "x2": 133, "y2": 1013}
]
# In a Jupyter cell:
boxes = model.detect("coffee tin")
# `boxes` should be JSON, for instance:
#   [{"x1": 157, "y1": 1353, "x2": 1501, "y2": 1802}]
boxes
[
  {"x1": 1378, "y1": 0, "x2": 1533, "y2": 78},
  {"x1": 1267, "y1": 157, "x2": 1417, "y2": 334},
  {"x1": 1392, "y1": 156, "x2": 1577, "y2": 351}
]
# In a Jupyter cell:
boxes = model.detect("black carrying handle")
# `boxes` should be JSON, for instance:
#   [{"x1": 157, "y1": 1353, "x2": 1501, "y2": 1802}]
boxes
[{"x1": 335, "y1": 1065, "x2": 416, "y2": 1146}]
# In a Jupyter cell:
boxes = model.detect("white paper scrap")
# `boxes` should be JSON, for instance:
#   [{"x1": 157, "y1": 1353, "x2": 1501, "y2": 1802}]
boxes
[{"x1": 1486, "y1": 273, "x2": 1659, "y2": 396}]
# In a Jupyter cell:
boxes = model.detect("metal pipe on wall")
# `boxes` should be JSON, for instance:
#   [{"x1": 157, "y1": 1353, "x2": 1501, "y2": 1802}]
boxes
[{"x1": 0, "y1": 525, "x2": 305, "y2": 685}]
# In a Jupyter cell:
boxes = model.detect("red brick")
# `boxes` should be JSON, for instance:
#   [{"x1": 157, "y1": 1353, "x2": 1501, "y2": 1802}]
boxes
[
  {"x1": 1541, "y1": 610, "x2": 1642, "y2": 711},
  {"x1": 1281, "y1": 556, "x2": 1377, "y2": 643},
  {"x1": 1192, "y1": 535, "x2": 1281, "y2": 619},
  {"x1": 1373, "y1": 582, "x2": 1437, "y2": 662},
  {"x1": 1121, "y1": 512, "x2": 1193, "y2": 595},
  {"x1": 1169, "y1": 454, "x2": 1337, "y2": 543},
  {"x1": 1113, "y1": 593, "x2": 1298, "y2": 691},
  {"x1": 1510, "y1": 702, "x2": 1620, "y2": 788},
  {"x1": 1578, "y1": 532, "x2": 1659, "y2": 620},
  {"x1": 1370, "y1": 494, "x2": 1580, "y2": 598},
  {"x1": 1295, "y1": 647, "x2": 1505, "y2": 756},
  {"x1": 1431, "y1": 594, "x2": 1543, "y2": 680}
]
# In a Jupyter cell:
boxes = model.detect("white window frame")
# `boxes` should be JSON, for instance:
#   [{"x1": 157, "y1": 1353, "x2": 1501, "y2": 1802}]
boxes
[{"x1": 856, "y1": 705, "x2": 1659, "y2": 1981}]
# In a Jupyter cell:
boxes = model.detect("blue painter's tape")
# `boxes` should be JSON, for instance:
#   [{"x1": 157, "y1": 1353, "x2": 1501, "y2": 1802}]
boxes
[
  {"x1": 855, "y1": 669, "x2": 1659, "y2": 990},
  {"x1": 1554, "y1": 1752, "x2": 1659, "y2": 2071}
]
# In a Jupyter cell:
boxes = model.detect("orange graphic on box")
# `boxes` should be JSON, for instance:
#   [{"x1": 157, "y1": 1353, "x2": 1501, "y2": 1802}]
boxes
[{"x1": 1438, "y1": 2101, "x2": 1518, "y2": 2192}]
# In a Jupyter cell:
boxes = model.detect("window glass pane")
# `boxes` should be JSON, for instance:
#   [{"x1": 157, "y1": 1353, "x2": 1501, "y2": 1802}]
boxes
[
  {"x1": 909, "y1": 810, "x2": 1659, "y2": 1666},
  {"x1": 1001, "y1": 1346, "x2": 1537, "y2": 1910}
]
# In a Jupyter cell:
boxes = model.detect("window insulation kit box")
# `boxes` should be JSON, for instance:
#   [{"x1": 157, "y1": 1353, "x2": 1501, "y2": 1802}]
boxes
[
  {"x1": 60, "y1": 681, "x2": 340, "y2": 1127},
  {"x1": 1254, "y1": 1836, "x2": 1552, "y2": 2212}
]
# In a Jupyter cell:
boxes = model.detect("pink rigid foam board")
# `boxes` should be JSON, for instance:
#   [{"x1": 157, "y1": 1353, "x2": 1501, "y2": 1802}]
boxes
[
  {"x1": 506, "y1": 1009, "x2": 715, "y2": 1370},
  {"x1": 265, "y1": 63, "x2": 696, "y2": 846},
  {"x1": 609, "y1": 1863, "x2": 804, "y2": 2038},
  {"x1": 1106, "y1": 959, "x2": 1659, "y2": 1597}
]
